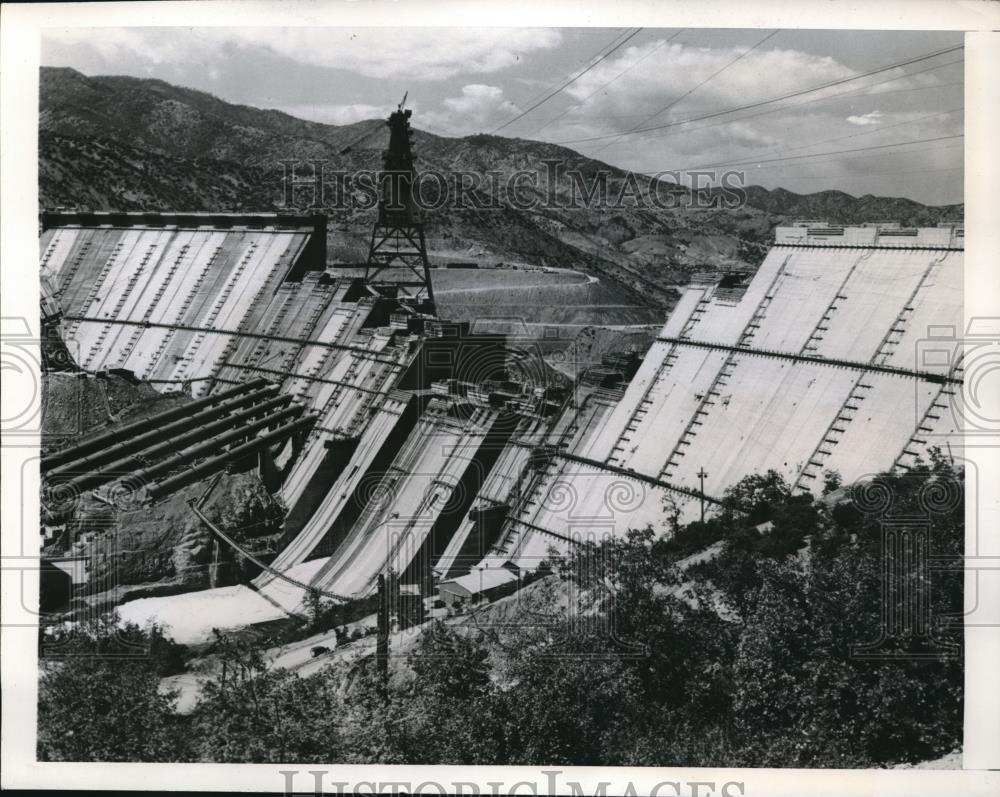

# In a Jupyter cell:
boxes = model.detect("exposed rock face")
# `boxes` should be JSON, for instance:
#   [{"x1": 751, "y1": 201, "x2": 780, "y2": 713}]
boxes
[
  {"x1": 41, "y1": 373, "x2": 285, "y2": 610},
  {"x1": 41, "y1": 372, "x2": 189, "y2": 454},
  {"x1": 63, "y1": 474, "x2": 284, "y2": 602}
]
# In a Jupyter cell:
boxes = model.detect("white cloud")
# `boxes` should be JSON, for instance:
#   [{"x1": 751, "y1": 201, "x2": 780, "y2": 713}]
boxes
[
  {"x1": 563, "y1": 41, "x2": 856, "y2": 122},
  {"x1": 277, "y1": 103, "x2": 390, "y2": 126},
  {"x1": 846, "y1": 110, "x2": 884, "y2": 126},
  {"x1": 422, "y1": 84, "x2": 518, "y2": 134},
  {"x1": 43, "y1": 27, "x2": 183, "y2": 64},
  {"x1": 257, "y1": 28, "x2": 561, "y2": 80},
  {"x1": 522, "y1": 40, "x2": 863, "y2": 168},
  {"x1": 443, "y1": 84, "x2": 505, "y2": 114},
  {"x1": 43, "y1": 27, "x2": 562, "y2": 81},
  {"x1": 513, "y1": 37, "x2": 960, "y2": 194}
]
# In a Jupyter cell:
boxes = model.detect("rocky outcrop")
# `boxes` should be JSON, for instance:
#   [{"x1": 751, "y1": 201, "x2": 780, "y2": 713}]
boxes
[
  {"x1": 56, "y1": 472, "x2": 284, "y2": 606},
  {"x1": 41, "y1": 371, "x2": 189, "y2": 454},
  {"x1": 41, "y1": 372, "x2": 286, "y2": 610}
]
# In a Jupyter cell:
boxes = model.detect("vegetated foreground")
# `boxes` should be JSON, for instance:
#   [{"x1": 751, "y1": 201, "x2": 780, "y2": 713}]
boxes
[{"x1": 38, "y1": 456, "x2": 963, "y2": 767}]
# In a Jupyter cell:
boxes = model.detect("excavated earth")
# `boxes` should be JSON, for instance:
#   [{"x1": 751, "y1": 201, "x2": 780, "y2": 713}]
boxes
[{"x1": 41, "y1": 372, "x2": 286, "y2": 613}]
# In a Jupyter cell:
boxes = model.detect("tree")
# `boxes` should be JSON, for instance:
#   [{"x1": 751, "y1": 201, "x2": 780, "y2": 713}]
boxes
[
  {"x1": 397, "y1": 621, "x2": 502, "y2": 763},
  {"x1": 495, "y1": 632, "x2": 643, "y2": 765},
  {"x1": 38, "y1": 460, "x2": 963, "y2": 767},
  {"x1": 720, "y1": 469, "x2": 791, "y2": 524},
  {"x1": 189, "y1": 630, "x2": 344, "y2": 763},
  {"x1": 338, "y1": 621, "x2": 503, "y2": 764},
  {"x1": 725, "y1": 458, "x2": 964, "y2": 766},
  {"x1": 38, "y1": 617, "x2": 191, "y2": 761}
]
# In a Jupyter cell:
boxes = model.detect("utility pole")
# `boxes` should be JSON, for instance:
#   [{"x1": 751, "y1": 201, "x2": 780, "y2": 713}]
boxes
[
  {"x1": 376, "y1": 572, "x2": 390, "y2": 699},
  {"x1": 697, "y1": 467, "x2": 708, "y2": 524}
]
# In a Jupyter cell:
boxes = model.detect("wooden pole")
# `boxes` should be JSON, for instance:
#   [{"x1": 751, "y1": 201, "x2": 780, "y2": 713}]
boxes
[
  {"x1": 376, "y1": 573, "x2": 389, "y2": 696},
  {"x1": 697, "y1": 467, "x2": 708, "y2": 524}
]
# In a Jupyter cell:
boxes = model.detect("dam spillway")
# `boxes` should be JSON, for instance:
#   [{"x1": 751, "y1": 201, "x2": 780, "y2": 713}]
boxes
[{"x1": 41, "y1": 213, "x2": 964, "y2": 622}]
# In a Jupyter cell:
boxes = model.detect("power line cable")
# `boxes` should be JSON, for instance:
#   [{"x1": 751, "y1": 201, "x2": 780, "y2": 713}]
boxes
[
  {"x1": 778, "y1": 106, "x2": 962, "y2": 154},
  {"x1": 723, "y1": 143, "x2": 963, "y2": 185},
  {"x1": 634, "y1": 59, "x2": 963, "y2": 146},
  {"x1": 775, "y1": 165, "x2": 962, "y2": 182},
  {"x1": 725, "y1": 140, "x2": 963, "y2": 173},
  {"x1": 491, "y1": 28, "x2": 645, "y2": 134},
  {"x1": 555, "y1": 73, "x2": 960, "y2": 127},
  {"x1": 528, "y1": 29, "x2": 686, "y2": 136},
  {"x1": 681, "y1": 133, "x2": 963, "y2": 171},
  {"x1": 417, "y1": 45, "x2": 958, "y2": 143},
  {"x1": 510, "y1": 28, "x2": 638, "y2": 111},
  {"x1": 681, "y1": 106, "x2": 963, "y2": 173},
  {"x1": 337, "y1": 119, "x2": 387, "y2": 155},
  {"x1": 557, "y1": 43, "x2": 963, "y2": 146},
  {"x1": 592, "y1": 29, "x2": 779, "y2": 154}
]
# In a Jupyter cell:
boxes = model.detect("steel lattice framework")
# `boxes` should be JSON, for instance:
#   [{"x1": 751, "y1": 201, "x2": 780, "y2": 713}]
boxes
[{"x1": 364, "y1": 102, "x2": 435, "y2": 308}]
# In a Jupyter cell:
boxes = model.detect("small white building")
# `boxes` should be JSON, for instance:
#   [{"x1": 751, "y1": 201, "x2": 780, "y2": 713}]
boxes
[{"x1": 438, "y1": 565, "x2": 519, "y2": 608}]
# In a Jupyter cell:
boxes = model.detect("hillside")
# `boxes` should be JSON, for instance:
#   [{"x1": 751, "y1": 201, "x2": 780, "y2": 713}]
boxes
[{"x1": 39, "y1": 67, "x2": 963, "y2": 310}]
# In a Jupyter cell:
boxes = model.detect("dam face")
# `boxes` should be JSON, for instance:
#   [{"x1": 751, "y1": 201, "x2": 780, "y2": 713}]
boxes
[{"x1": 42, "y1": 214, "x2": 964, "y2": 617}]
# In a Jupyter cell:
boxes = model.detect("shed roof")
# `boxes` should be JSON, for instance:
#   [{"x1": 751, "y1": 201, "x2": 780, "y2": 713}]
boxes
[{"x1": 439, "y1": 566, "x2": 518, "y2": 596}]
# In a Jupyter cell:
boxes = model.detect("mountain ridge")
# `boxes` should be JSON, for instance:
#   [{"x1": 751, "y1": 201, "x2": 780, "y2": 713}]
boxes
[{"x1": 39, "y1": 66, "x2": 963, "y2": 308}]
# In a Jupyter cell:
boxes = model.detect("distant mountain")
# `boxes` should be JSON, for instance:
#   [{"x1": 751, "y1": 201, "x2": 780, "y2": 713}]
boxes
[
  {"x1": 739, "y1": 185, "x2": 962, "y2": 227},
  {"x1": 39, "y1": 67, "x2": 963, "y2": 309}
]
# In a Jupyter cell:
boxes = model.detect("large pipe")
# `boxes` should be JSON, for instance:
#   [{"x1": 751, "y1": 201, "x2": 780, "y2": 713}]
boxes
[
  {"x1": 47, "y1": 384, "x2": 280, "y2": 479},
  {"x1": 61, "y1": 317, "x2": 400, "y2": 365},
  {"x1": 655, "y1": 337, "x2": 962, "y2": 385},
  {"x1": 104, "y1": 404, "x2": 307, "y2": 493},
  {"x1": 50, "y1": 394, "x2": 294, "y2": 494},
  {"x1": 147, "y1": 415, "x2": 316, "y2": 501},
  {"x1": 41, "y1": 377, "x2": 270, "y2": 471}
]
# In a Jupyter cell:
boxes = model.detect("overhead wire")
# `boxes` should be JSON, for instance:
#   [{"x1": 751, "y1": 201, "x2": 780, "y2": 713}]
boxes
[
  {"x1": 634, "y1": 59, "x2": 963, "y2": 146},
  {"x1": 774, "y1": 106, "x2": 962, "y2": 154},
  {"x1": 777, "y1": 165, "x2": 962, "y2": 183},
  {"x1": 591, "y1": 29, "x2": 780, "y2": 155},
  {"x1": 679, "y1": 106, "x2": 963, "y2": 173},
  {"x1": 628, "y1": 61, "x2": 962, "y2": 193},
  {"x1": 713, "y1": 143, "x2": 964, "y2": 184},
  {"x1": 337, "y1": 119, "x2": 387, "y2": 155},
  {"x1": 503, "y1": 28, "x2": 638, "y2": 114},
  {"x1": 541, "y1": 74, "x2": 960, "y2": 128},
  {"x1": 677, "y1": 133, "x2": 964, "y2": 172},
  {"x1": 722, "y1": 140, "x2": 964, "y2": 173},
  {"x1": 490, "y1": 28, "x2": 645, "y2": 134},
  {"x1": 527, "y1": 28, "x2": 686, "y2": 137},
  {"x1": 556, "y1": 42, "x2": 964, "y2": 146},
  {"x1": 398, "y1": 56, "x2": 960, "y2": 144}
]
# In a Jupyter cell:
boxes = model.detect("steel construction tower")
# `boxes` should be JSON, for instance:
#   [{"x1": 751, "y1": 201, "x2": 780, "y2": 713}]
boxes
[{"x1": 364, "y1": 98, "x2": 435, "y2": 309}]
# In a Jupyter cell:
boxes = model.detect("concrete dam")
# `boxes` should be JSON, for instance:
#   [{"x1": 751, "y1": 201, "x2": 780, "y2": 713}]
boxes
[{"x1": 39, "y1": 211, "x2": 964, "y2": 635}]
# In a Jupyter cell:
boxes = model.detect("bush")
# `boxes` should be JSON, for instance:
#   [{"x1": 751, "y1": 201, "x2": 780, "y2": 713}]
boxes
[
  {"x1": 38, "y1": 461, "x2": 963, "y2": 767},
  {"x1": 38, "y1": 617, "x2": 192, "y2": 761},
  {"x1": 190, "y1": 631, "x2": 344, "y2": 763},
  {"x1": 304, "y1": 591, "x2": 380, "y2": 639}
]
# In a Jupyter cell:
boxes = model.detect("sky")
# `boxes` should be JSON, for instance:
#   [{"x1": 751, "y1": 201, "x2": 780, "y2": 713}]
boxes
[{"x1": 41, "y1": 27, "x2": 965, "y2": 205}]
